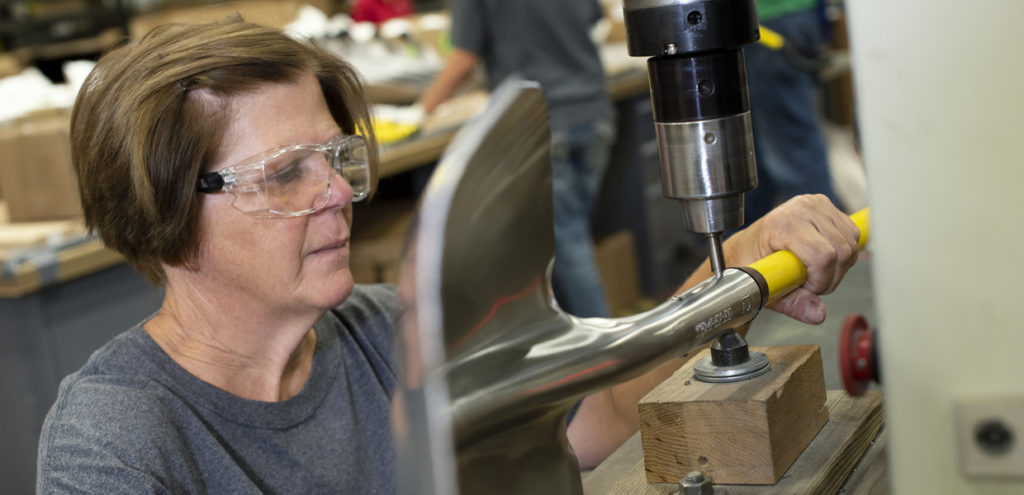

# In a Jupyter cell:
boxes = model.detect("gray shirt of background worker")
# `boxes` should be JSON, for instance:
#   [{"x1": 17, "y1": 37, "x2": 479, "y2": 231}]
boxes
[{"x1": 451, "y1": 0, "x2": 614, "y2": 128}]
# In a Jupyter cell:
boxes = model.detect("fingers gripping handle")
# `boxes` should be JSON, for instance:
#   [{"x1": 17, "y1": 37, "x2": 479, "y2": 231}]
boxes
[{"x1": 747, "y1": 208, "x2": 870, "y2": 304}]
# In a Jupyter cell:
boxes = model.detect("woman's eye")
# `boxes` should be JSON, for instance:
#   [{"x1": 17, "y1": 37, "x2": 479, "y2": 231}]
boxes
[{"x1": 267, "y1": 158, "x2": 304, "y2": 184}]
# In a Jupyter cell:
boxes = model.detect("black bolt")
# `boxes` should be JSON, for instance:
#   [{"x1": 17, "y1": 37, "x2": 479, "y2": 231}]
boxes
[
  {"x1": 710, "y1": 330, "x2": 750, "y2": 366},
  {"x1": 687, "y1": 11, "x2": 703, "y2": 25},
  {"x1": 975, "y1": 419, "x2": 1014, "y2": 456}
]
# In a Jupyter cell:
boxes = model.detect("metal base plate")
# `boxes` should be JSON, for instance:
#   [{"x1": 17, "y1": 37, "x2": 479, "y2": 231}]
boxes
[{"x1": 693, "y1": 351, "x2": 771, "y2": 383}]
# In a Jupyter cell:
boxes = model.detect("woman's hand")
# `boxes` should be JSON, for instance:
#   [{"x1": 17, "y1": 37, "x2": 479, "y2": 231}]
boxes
[{"x1": 724, "y1": 194, "x2": 861, "y2": 324}]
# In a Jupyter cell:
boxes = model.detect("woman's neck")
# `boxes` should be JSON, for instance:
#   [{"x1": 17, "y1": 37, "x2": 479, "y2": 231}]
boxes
[{"x1": 144, "y1": 282, "x2": 320, "y2": 402}]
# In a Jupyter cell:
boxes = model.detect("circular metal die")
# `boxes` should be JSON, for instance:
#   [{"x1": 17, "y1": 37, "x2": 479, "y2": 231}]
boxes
[{"x1": 693, "y1": 350, "x2": 771, "y2": 383}]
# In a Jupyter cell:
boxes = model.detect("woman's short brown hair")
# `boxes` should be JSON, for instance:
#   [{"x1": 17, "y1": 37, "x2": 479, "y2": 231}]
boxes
[{"x1": 72, "y1": 19, "x2": 378, "y2": 285}]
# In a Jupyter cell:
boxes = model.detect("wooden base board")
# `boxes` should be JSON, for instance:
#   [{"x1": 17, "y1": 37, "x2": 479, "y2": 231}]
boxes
[
  {"x1": 843, "y1": 426, "x2": 889, "y2": 495},
  {"x1": 590, "y1": 391, "x2": 883, "y2": 494}
]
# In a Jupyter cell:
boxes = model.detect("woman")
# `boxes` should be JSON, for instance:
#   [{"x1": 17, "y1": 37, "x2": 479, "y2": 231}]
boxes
[
  {"x1": 39, "y1": 20, "x2": 399, "y2": 493},
  {"x1": 38, "y1": 19, "x2": 860, "y2": 493}
]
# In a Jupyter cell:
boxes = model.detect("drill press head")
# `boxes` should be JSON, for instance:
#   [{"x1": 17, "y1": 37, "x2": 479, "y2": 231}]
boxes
[{"x1": 622, "y1": 0, "x2": 760, "y2": 234}]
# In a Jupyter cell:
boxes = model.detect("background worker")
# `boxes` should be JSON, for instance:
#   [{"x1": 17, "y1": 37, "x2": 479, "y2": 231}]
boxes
[
  {"x1": 743, "y1": 0, "x2": 842, "y2": 224},
  {"x1": 418, "y1": 0, "x2": 617, "y2": 318}
]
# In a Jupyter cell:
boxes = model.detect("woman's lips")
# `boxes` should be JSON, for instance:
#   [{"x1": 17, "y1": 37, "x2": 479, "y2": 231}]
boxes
[{"x1": 309, "y1": 238, "x2": 349, "y2": 256}]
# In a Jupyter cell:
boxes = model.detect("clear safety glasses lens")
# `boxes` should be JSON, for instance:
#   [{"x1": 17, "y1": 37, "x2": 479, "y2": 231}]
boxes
[
  {"x1": 259, "y1": 147, "x2": 336, "y2": 215},
  {"x1": 200, "y1": 136, "x2": 371, "y2": 218},
  {"x1": 335, "y1": 136, "x2": 370, "y2": 202}
]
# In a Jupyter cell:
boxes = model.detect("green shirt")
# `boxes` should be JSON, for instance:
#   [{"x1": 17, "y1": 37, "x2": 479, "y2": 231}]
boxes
[{"x1": 758, "y1": 0, "x2": 817, "y2": 21}]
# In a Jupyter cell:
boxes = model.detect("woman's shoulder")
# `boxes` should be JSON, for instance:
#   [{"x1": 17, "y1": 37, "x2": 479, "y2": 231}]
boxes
[
  {"x1": 40, "y1": 327, "x2": 183, "y2": 450},
  {"x1": 42, "y1": 331, "x2": 179, "y2": 438},
  {"x1": 37, "y1": 352, "x2": 184, "y2": 493}
]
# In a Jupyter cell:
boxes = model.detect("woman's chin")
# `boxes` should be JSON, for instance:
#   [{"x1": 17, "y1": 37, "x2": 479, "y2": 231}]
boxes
[{"x1": 320, "y1": 270, "x2": 356, "y2": 309}]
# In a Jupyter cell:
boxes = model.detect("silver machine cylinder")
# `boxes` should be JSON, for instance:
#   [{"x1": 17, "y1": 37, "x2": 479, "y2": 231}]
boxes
[
  {"x1": 656, "y1": 114, "x2": 756, "y2": 233},
  {"x1": 624, "y1": 0, "x2": 760, "y2": 236}
]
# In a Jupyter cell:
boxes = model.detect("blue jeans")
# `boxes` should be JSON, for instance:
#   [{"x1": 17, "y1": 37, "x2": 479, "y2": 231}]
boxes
[
  {"x1": 743, "y1": 9, "x2": 840, "y2": 225},
  {"x1": 549, "y1": 118, "x2": 615, "y2": 318}
]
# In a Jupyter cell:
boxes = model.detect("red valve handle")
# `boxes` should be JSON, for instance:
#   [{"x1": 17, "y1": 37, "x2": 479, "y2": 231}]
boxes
[{"x1": 839, "y1": 314, "x2": 877, "y2": 397}]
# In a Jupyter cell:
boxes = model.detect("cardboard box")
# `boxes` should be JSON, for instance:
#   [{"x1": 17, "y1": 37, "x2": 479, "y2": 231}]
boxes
[{"x1": 0, "y1": 113, "x2": 82, "y2": 222}]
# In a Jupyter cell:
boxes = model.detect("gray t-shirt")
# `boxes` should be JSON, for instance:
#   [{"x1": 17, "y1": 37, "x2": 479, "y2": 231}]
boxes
[
  {"x1": 451, "y1": 0, "x2": 614, "y2": 128},
  {"x1": 37, "y1": 284, "x2": 401, "y2": 494}
]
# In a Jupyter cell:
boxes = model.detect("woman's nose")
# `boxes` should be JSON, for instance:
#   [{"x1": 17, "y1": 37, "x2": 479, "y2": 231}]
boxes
[{"x1": 324, "y1": 169, "x2": 355, "y2": 209}]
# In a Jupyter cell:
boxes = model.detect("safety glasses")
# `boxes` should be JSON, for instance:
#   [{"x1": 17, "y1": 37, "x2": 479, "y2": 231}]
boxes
[{"x1": 197, "y1": 135, "x2": 370, "y2": 218}]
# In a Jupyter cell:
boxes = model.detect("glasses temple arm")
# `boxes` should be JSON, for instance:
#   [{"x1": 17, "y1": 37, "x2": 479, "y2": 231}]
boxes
[{"x1": 197, "y1": 172, "x2": 225, "y2": 193}]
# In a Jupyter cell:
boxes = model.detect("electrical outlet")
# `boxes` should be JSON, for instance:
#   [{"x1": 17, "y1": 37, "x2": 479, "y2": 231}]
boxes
[{"x1": 955, "y1": 397, "x2": 1024, "y2": 479}]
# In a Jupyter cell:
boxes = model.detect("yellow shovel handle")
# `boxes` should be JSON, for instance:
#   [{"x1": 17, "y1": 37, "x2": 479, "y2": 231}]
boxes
[{"x1": 747, "y1": 208, "x2": 870, "y2": 303}]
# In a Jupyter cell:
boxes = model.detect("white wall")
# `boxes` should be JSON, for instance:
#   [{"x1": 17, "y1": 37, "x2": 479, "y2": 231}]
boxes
[{"x1": 846, "y1": 1, "x2": 1024, "y2": 492}]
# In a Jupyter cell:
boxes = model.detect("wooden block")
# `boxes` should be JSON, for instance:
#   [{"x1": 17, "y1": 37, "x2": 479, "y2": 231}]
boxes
[
  {"x1": 638, "y1": 345, "x2": 828, "y2": 484},
  {"x1": 584, "y1": 391, "x2": 884, "y2": 495}
]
